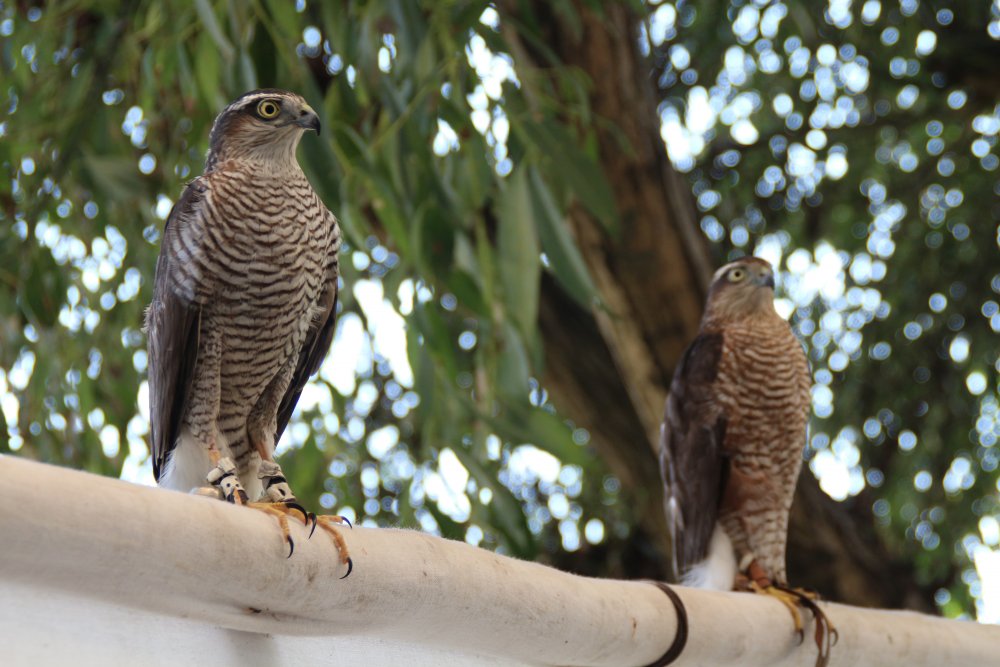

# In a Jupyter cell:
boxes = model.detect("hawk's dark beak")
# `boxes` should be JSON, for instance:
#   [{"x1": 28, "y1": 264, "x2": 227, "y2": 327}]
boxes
[
  {"x1": 759, "y1": 273, "x2": 776, "y2": 289},
  {"x1": 295, "y1": 106, "x2": 321, "y2": 134}
]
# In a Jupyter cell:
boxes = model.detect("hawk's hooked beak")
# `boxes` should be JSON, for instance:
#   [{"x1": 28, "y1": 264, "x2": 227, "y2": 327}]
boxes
[
  {"x1": 757, "y1": 271, "x2": 776, "y2": 289},
  {"x1": 295, "y1": 104, "x2": 321, "y2": 134}
]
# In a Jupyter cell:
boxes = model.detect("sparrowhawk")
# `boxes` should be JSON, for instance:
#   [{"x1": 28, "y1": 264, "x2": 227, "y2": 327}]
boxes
[
  {"x1": 659, "y1": 257, "x2": 834, "y2": 664},
  {"x1": 146, "y1": 89, "x2": 350, "y2": 574}
]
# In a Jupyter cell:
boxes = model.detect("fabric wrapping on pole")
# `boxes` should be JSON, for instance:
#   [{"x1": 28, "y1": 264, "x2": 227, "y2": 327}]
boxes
[{"x1": 1, "y1": 456, "x2": 997, "y2": 667}]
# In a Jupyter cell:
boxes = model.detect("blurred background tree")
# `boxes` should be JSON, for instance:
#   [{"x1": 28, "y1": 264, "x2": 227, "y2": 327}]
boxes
[{"x1": 2, "y1": 0, "x2": 997, "y2": 621}]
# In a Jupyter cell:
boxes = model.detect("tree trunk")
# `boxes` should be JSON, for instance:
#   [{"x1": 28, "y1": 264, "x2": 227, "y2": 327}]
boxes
[{"x1": 516, "y1": 1, "x2": 940, "y2": 611}]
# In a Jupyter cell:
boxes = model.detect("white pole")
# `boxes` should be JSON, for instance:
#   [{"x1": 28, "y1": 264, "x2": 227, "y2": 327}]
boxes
[{"x1": 1, "y1": 455, "x2": 996, "y2": 666}]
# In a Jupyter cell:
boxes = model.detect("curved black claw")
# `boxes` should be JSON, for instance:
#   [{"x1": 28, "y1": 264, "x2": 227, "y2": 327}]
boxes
[
  {"x1": 286, "y1": 535, "x2": 295, "y2": 559},
  {"x1": 342, "y1": 515, "x2": 353, "y2": 529},
  {"x1": 339, "y1": 557, "x2": 353, "y2": 579},
  {"x1": 307, "y1": 512, "x2": 318, "y2": 538},
  {"x1": 777, "y1": 587, "x2": 835, "y2": 667},
  {"x1": 282, "y1": 501, "x2": 310, "y2": 524}
]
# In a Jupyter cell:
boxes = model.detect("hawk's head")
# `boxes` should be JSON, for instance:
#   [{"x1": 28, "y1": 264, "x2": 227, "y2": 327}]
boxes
[
  {"x1": 205, "y1": 89, "x2": 320, "y2": 169},
  {"x1": 704, "y1": 257, "x2": 777, "y2": 322}
]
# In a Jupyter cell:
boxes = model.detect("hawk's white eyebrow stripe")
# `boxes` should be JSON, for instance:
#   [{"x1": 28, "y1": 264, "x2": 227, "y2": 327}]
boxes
[
  {"x1": 229, "y1": 93, "x2": 303, "y2": 111},
  {"x1": 712, "y1": 264, "x2": 731, "y2": 282},
  {"x1": 711, "y1": 260, "x2": 773, "y2": 284}
]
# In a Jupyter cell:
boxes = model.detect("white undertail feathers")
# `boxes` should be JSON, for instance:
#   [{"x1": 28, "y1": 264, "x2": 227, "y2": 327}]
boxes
[{"x1": 681, "y1": 524, "x2": 738, "y2": 591}]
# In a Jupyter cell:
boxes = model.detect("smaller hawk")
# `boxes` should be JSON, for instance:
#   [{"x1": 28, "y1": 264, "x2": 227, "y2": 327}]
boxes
[{"x1": 660, "y1": 257, "x2": 834, "y2": 665}]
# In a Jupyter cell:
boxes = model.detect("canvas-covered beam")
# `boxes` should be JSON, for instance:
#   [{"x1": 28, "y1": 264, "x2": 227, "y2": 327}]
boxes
[{"x1": 1, "y1": 456, "x2": 996, "y2": 666}]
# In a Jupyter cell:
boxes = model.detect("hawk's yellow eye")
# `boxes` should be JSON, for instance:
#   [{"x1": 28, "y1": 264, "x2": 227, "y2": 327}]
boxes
[
  {"x1": 729, "y1": 268, "x2": 747, "y2": 282},
  {"x1": 257, "y1": 100, "x2": 280, "y2": 119}
]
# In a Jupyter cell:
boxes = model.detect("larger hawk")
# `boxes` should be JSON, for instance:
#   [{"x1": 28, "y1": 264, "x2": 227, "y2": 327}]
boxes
[
  {"x1": 146, "y1": 89, "x2": 349, "y2": 573},
  {"x1": 660, "y1": 257, "x2": 833, "y2": 664}
]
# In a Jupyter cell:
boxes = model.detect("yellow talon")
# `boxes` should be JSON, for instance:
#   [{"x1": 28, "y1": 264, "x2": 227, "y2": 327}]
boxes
[
  {"x1": 242, "y1": 502, "x2": 352, "y2": 576},
  {"x1": 741, "y1": 563, "x2": 836, "y2": 667},
  {"x1": 315, "y1": 514, "x2": 353, "y2": 578},
  {"x1": 248, "y1": 502, "x2": 299, "y2": 557},
  {"x1": 750, "y1": 582, "x2": 807, "y2": 641}
]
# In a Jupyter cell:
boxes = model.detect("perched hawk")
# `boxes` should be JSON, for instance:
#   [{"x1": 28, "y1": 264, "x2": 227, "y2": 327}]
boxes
[
  {"x1": 660, "y1": 257, "x2": 833, "y2": 663},
  {"x1": 146, "y1": 89, "x2": 349, "y2": 573}
]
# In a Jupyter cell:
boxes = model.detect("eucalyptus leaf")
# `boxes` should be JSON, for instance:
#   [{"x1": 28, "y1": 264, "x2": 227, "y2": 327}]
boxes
[
  {"x1": 497, "y1": 166, "x2": 541, "y2": 340},
  {"x1": 497, "y1": 321, "x2": 531, "y2": 403},
  {"x1": 194, "y1": 30, "x2": 222, "y2": 108},
  {"x1": 527, "y1": 166, "x2": 600, "y2": 309},
  {"x1": 520, "y1": 120, "x2": 619, "y2": 231},
  {"x1": 194, "y1": 0, "x2": 235, "y2": 61}
]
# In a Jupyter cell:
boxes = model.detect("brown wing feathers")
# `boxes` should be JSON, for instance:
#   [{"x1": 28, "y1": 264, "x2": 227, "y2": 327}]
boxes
[
  {"x1": 274, "y1": 288, "x2": 338, "y2": 441},
  {"x1": 660, "y1": 332, "x2": 726, "y2": 577},
  {"x1": 146, "y1": 183, "x2": 205, "y2": 481}
]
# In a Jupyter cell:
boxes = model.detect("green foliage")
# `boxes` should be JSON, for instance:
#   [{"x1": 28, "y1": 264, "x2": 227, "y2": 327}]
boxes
[{"x1": 2, "y1": 0, "x2": 998, "y2": 621}]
